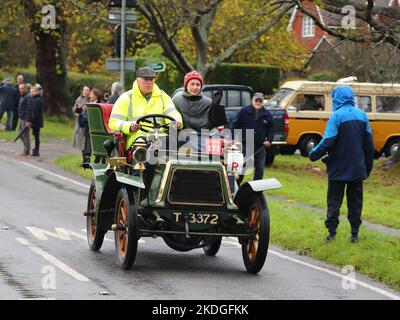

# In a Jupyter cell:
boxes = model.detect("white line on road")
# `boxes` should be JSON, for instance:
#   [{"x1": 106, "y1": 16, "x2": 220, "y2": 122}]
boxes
[
  {"x1": 222, "y1": 238, "x2": 400, "y2": 300},
  {"x1": 16, "y1": 237, "x2": 90, "y2": 282},
  {"x1": 20, "y1": 161, "x2": 90, "y2": 189},
  {"x1": 0, "y1": 154, "x2": 89, "y2": 189}
]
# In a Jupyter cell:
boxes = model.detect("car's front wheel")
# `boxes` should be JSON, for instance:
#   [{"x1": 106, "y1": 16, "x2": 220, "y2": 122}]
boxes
[
  {"x1": 114, "y1": 187, "x2": 138, "y2": 270},
  {"x1": 86, "y1": 181, "x2": 106, "y2": 251},
  {"x1": 241, "y1": 193, "x2": 270, "y2": 274}
]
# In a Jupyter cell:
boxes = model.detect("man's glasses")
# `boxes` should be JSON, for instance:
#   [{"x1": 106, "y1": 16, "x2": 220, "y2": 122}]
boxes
[{"x1": 254, "y1": 98, "x2": 263, "y2": 103}]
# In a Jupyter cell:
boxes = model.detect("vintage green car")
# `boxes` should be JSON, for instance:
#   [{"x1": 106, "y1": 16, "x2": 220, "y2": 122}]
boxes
[{"x1": 84, "y1": 103, "x2": 282, "y2": 274}]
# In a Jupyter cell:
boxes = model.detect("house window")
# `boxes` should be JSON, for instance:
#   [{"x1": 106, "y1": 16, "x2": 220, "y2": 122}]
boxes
[{"x1": 302, "y1": 16, "x2": 315, "y2": 38}]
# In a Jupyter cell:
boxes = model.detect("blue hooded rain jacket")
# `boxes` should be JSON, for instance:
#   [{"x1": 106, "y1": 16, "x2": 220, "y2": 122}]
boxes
[{"x1": 309, "y1": 86, "x2": 374, "y2": 181}]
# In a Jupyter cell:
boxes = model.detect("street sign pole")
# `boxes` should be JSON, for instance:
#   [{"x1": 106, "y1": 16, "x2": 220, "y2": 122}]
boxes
[{"x1": 120, "y1": 0, "x2": 126, "y2": 90}]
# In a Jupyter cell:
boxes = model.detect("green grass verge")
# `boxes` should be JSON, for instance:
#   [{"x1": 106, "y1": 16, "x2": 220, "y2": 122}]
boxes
[
  {"x1": 268, "y1": 199, "x2": 400, "y2": 291},
  {"x1": 259, "y1": 155, "x2": 400, "y2": 230},
  {"x1": 0, "y1": 117, "x2": 74, "y2": 142},
  {"x1": 53, "y1": 153, "x2": 94, "y2": 181}
]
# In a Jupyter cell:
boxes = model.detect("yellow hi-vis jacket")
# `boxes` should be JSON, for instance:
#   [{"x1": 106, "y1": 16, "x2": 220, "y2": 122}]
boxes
[{"x1": 109, "y1": 80, "x2": 183, "y2": 149}]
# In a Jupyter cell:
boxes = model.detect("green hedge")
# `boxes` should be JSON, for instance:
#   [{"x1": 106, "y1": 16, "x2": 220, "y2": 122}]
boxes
[
  {"x1": 307, "y1": 71, "x2": 339, "y2": 82},
  {"x1": 210, "y1": 63, "x2": 281, "y2": 95}
]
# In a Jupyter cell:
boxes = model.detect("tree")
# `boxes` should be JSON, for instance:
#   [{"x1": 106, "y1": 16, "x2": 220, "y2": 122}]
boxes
[
  {"x1": 22, "y1": 0, "x2": 70, "y2": 116},
  {"x1": 135, "y1": 0, "x2": 297, "y2": 80}
]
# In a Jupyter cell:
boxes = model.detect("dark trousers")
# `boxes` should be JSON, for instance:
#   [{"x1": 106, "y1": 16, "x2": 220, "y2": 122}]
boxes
[
  {"x1": 326, "y1": 180, "x2": 363, "y2": 235},
  {"x1": 238, "y1": 146, "x2": 266, "y2": 185},
  {"x1": 32, "y1": 127, "x2": 40, "y2": 154},
  {"x1": 0, "y1": 109, "x2": 13, "y2": 131},
  {"x1": 12, "y1": 109, "x2": 19, "y2": 131}
]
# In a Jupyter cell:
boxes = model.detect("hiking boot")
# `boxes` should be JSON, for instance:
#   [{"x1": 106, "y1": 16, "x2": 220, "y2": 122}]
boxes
[
  {"x1": 325, "y1": 233, "x2": 336, "y2": 241},
  {"x1": 31, "y1": 151, "x2": 40, "y2": 157},
  {"x1": 350, "y1": 234, "x2": 359, "y2": 243}
]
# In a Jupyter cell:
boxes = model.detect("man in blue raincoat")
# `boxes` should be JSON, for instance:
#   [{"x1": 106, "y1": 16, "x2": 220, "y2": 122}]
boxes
[{"x1": 309, "y1": 86, "x2": 374, "y2": 243}]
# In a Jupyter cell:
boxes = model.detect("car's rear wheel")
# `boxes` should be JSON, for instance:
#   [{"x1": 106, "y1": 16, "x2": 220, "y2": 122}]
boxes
[
  {"x1": 86, "y1": 181, "x2": 106, "y2": 251},
  {"x1": 203, "y1": 237, "x2": 222, "y2": 256},
  {"x1": 299, "y1": 135, "x2": 321, "y2": 157},
  {"x1": 114, "y1": 187, "x2": 138, "y2": 270},
  {"x1": 384, "y1": 138, "x2": 399, "y2": 158},
  {"x1": 163, "y1": 235, "x2": 199, "y2": 252},
  {"x1": 241, "y1": 193, "x2": 270, "y2": 274}
]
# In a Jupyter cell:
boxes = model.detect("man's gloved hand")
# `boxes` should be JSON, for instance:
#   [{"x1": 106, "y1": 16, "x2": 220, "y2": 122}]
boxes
[{"x1": 212, "y1": 89, "x2": 223, "y2": 106}]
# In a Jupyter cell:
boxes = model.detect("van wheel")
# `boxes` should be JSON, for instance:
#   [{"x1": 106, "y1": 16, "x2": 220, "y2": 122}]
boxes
[
  {"x1": 384, "y1": 138, "x2": 399, "y2": 158},
  {"x1": 299, "y1": 135, "x2": 321, "y2": 157},
  {"x1": 279, "y1": 146, "x2": 296, "y2": 155}
]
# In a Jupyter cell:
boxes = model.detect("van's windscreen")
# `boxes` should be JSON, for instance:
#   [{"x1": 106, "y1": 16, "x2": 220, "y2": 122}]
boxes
[{"x1": 265, "y1": 88, "x2": 294, "y2": 109}]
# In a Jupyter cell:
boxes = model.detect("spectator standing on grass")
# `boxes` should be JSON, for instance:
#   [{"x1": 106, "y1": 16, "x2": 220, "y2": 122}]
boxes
[
  {"x1": 72, "y1": 85, "x2": 91, "y2": 164},
  {"x1": 309, "y1": 86, "x2": 374, "y2": 243},
  {"x1": 232, "y1": 92, "x2": 275, "y2": 186},
  {"x1": 17, "y1": 83, "x2": 33, "y2": 156},
  {"x1": 12, "y1": 75, "x2": 25, "y2": 130},
  {"x1": 80, "y1": 88, "x2": 104, "y2": 164},
  {"x1": 30, "y1": 84, "x2": 44, "y2": 157},
  {"x1": 0, "y1": 78, "x2": 19, "y2": 131}
]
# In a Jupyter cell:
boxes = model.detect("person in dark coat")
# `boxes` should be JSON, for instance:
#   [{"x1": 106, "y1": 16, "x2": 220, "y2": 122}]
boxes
[
  {"x1": 30, "y1": 84, "x2": 44, "y2": 156},
  {"x1": 12, "y1": 75, "x2": 25, "y2": 130},
  {"x1": 232, "y1": 92, "x2": 275, "y2": 185},
  {"x1": 17, "y1": 83, "x2": 33, "y2": 156},
  {"x1": 309, "y1": 86, "x2": 374, "y2": 243},
  {"x1": 107, "y1": 82, "x2": 123, "y2": 104},
  {"x1": 0, "y1": 79, "x2": 19, "y2": 131}
]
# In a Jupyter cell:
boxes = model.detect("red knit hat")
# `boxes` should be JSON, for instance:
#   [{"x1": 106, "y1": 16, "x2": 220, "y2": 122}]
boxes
[{"x1": 184, "y1": 71, "x2": 203, "y2": 89}]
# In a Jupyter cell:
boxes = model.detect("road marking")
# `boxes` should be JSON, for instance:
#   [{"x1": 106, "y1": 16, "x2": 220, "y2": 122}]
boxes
[
  {"x1": 0, "y1": 155, "x2": 89, "y2": 189},
  {"x1": 81, "y1": 229, "x2": 146, "y2": 243},
  {"x1": 222, "y1": 238, "x2": 400, "y2": 300},
  {"x1": 20, "y1": 161, "x2": 89, "y2": 189},
  {"x1": 16, "y1": 237, "x2": 90, "y2": 282}
]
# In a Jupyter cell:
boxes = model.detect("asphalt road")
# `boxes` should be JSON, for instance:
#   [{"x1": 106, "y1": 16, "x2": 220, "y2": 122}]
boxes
[{"x1": 0, "y1": 153, "x2": 399, "y2": 301}]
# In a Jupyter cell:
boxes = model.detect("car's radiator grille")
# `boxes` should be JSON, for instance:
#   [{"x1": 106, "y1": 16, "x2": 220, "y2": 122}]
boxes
[{"x1": 168, "y1": 169, "x2": 224, "y2": 205}]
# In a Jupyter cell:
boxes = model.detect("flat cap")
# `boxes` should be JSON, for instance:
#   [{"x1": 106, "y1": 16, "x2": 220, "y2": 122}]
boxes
[
  {"x1": 253, "y1": 92, "x2": 264, "y2": 100},
  {"x1": 136, "y1": 66, "x2": 156, "y2": 78}
]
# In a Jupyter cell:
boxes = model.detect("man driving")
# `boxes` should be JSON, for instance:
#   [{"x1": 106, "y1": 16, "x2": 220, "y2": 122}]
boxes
[{"x1": 109, "y1": 66, "x2": 183, "y2": 149}]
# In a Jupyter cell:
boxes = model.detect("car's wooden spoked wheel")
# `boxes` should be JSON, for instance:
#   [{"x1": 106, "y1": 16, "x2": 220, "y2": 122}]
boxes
[
  {"x1": 116, "y1": 198, "x2": 128, "y2": 258},
  {"x1": 241, "y1": 193, "x2": 270, "y2": 274},
  {"x1": 88, "y1": 189, "x2": 97, "y2": 240},
  {"x1": 86, "y1": 181, "x2": 105, "y2": 251},
  {"x1": 247, "y1": 204, "x2": 260, "y2": 261},
  {"x1": 114, "y1": 187, "x2": 138, "y2": 270}
]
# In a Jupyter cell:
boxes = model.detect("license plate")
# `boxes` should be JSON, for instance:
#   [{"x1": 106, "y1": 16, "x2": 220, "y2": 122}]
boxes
[{"x1": 172, "y1": 212, "x2": 219, "y2": 224}]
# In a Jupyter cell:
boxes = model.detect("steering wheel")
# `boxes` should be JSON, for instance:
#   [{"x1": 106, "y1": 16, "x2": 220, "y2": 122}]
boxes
[{"x1": 135, "y1": 113, "x2": 177, "y2": 133}]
